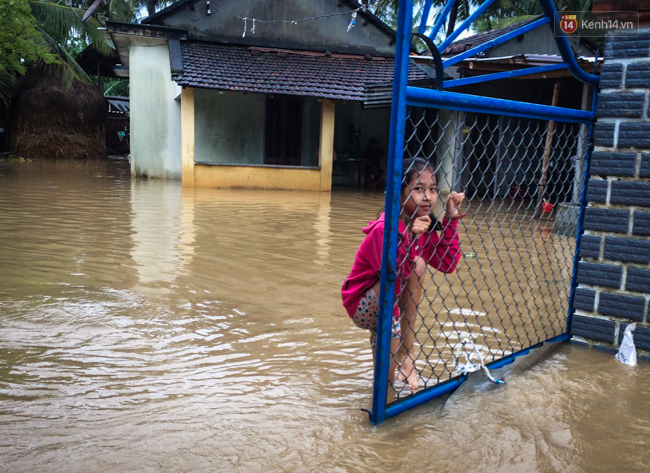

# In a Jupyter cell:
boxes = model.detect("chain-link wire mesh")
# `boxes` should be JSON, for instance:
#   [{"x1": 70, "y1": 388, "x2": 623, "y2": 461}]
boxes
[{"x1": 387, "y1": 106, "x2": 588, "y2": 400}]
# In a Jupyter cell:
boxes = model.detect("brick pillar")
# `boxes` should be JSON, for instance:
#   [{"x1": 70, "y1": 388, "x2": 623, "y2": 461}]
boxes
[{"x1": 571, "y1": 29, "x2": 650, "y2": 356}]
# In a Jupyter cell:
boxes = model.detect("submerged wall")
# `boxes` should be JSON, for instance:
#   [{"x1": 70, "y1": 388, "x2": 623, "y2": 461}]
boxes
[
  {"x1": 571, "y1": 29, "x2": 650, "y2": 357},
  {"x1": 129, "y1": 43, "x2": 182, "y2": 178},
  {"x1": 194, "y1": 164, "x2": 323, "y2": 190}
]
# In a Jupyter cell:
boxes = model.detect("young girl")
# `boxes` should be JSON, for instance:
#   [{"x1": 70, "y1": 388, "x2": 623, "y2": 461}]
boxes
[{"x1": 342, "y1": 157, "x2": 465, "y2": 393}]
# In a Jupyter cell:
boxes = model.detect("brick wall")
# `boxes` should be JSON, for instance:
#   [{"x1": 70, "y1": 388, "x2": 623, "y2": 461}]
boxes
[{"x1": 571, "y1": 30, "x2": 650, "y2": 356}]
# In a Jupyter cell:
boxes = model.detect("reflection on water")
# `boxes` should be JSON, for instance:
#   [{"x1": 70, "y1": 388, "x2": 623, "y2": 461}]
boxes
[{"x1": 0, "y1": 161, "x2": 649, "y2": 472}]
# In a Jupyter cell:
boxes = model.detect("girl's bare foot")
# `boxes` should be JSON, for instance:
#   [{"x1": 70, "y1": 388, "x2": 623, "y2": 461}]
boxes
[{"x1": 397, "y1": 355, "x2": 419, "y2": 393}]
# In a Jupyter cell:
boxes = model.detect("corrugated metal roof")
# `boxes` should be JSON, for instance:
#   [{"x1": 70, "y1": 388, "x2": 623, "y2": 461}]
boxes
[{"x1": 107, "y1": 97, "x2": 130, "y2": 115}]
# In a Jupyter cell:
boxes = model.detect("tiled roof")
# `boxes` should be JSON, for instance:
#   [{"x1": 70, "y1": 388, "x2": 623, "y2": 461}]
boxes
[
  {"x1": 172, "y1": 41, "x2": 432, "y2": 101},
  {"x1": 442, "y1": 16, "x2": 542, "y2": 55}
]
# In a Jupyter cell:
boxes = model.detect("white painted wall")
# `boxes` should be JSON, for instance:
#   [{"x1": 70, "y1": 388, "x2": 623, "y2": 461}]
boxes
[{"x1": 129, "y1": 43, "x2": 182, "y2": 178}]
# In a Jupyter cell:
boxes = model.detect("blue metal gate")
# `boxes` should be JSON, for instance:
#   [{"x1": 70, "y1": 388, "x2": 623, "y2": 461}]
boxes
[{"x1": 371, "y1": 0, "x2": 599, "y2": 424}]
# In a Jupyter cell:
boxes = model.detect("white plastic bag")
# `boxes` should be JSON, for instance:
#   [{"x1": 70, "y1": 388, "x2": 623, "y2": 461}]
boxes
[{"x1": 615, "y1": 323, "x2": 637, "y2": 366}]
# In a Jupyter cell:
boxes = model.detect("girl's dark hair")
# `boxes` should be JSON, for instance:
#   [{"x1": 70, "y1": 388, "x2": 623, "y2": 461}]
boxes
[
  {"x1": 401, "y1": 157, "x2": 442, "y2": 232},
  {"x1": 401, "y1": 157, "x2": 434, "y2": 192}
]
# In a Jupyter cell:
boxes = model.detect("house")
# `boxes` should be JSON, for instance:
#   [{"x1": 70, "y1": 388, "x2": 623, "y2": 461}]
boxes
[{"x1": 107, "y1": 0, "x2": 434, "y2": 190}]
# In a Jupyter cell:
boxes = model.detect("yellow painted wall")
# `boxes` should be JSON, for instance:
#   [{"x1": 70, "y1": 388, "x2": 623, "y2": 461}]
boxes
[
  {"x1": 181, "y1": 92, "x2": 335, "y2": 191},
  {"x1": 181, "y1": 88, "x2": 195, "y2": 187},
  {"x1": 194, "y1": 164, "x2": 323, "y2": 191},
  {"x1": 318, "y1": 100, "x2": 335, "y2": 192}
]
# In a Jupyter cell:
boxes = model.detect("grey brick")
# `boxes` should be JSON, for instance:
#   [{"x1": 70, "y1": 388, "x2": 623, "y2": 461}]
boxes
[
  {"x1": 571, "y1": 314, "x2": 615, "y2": 342},
  {"x1": 579, "y1": 235, "x2": 601, "y2": 259},
  {"x1": 596, "y1": 93, "x2": 645, "y2": 118},
  {"x1": 574, "y1": 288, "x2": 597, "y2": 312},
  {"x1": 594, "y1": 343, "x2": 618, "y2": 355},
  {"x1": 625, "y1": 62, "x2": 650, "y2": 88},
  {"x1": 584, "y1": 208, "x2": 629, "y2": 234},
  {"x1": 619, "y1": 324, "x2": 650, "y2": 350},
  {"x1": 586, "y1": 180, "x2": 608, "y2": 204},
  {"x1": 604, "y1": 33, "x2": 650, "y2": 59},
  {"x1": 594, "y1": 122, "x2": 615, "y2": 147},
  {"x1": 577, "y1": 262, "x2": 622, "y2": 288},
  {"x1": 641, "y1": 154, "x2": 650, "y2": 178},
  {"x1": 590, "y1": 152, "x2": 637, "y2": 177},
  {"x1": 593, "y1": 344, "x2": 618, "y2": 354},
  {"x1": 598, "y1": 292, "x2": 646, "y2": 321},
  {"x1": 610, "y1": 181, "x2": 650, "y2": 207},
  {"x1": 626, "y1": 267, "x2": 650, "y2": 293},
  {"x1": 618, "y1": 123, "x2": 650, "y2": 148},
  {"x1": 604, "y1": 237, "x2": 650, "y2": 264},
  {"x1": 599, "y1": 63, "x2": 624, "y2": 89},
  {"x1": 632, "y1": 211, "x2": 650, "y2": 236}
]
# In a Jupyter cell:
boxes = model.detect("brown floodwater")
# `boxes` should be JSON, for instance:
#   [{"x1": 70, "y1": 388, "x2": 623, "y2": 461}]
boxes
[{"x1": 1, "y1": 160, "x2": 649, "y2": 472}]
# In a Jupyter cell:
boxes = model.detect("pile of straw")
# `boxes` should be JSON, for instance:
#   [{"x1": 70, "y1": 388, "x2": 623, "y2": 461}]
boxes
[{"x1": 12, "y1": 71, "x2": 106, "y2": 159}]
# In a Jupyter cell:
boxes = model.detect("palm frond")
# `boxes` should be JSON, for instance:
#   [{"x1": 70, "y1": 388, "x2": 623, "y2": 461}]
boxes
[
  {"x1": 38, "y1": 28, "x2": 91, "y2": 87},
  {"x1": 103, "y1": 78, "x2": 129, "y2": 97},
  {"x1": 457, "y1": 0, "x2": 472, "y2": 23},
  {"x1": 0, "y1": 68, "x2": 18, "y2": 108},
  {"x1": 108, "y1": 0, "x2": 139, "y2": 22},
  {"x1": 29, "y1": 1, "x2": 114, "y2": 56}
]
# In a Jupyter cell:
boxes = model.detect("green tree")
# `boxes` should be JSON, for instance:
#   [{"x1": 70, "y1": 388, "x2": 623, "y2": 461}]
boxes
[
  {"x1": 29, "y1": 0, "x2": 115, "y2": 84},
  {"x1": 372, "y1": 0, "x2": 594, "y2": 37},
  {"x1": 0, "y1": 0, "x2": 58, "y2": 104},
  {"x1": 473, "y1": 0, "x2": 594, "y2": 33},
  {"x1": 371, "y1": 0, "x2": 481, "y2": 44},
  {"x1": 0, "y1": 0, "x2": 58, "y2": 75},
  {"x1": 371, "y1": 0, "x2": 429, "y2": 30},
  {"x1": 0, "y1": 0, "x2": 170, "y2": 104},
  {"x1": 87, "y1": 0, "x2": 171, "y2": 22}
]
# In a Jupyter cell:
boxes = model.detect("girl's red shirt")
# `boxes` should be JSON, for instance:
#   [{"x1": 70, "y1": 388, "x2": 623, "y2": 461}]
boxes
[{"x1": 341, "y1": 212, "x2": 461, "y2": 317}]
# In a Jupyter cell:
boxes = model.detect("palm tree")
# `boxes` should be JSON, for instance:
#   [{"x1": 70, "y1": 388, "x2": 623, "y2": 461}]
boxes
[
  {"x1": 371, "y1": 0, "x2": 429, "y2": 30},
  {"x1": 446, "y1": 0, "x2": 477, "y2": 37},
  {"x1": 373, "y1": 0, "x2": 594, "y2": 37},
  {"x1": 473, "y1": 0, "x2": 594, "y2": 33},
  {"x1": 87, "y1": 0, "x2": 170, "y2": 22},
  {"x1": 8, "y1": 0, "x2": 171, "y2": 89},
  {"x1": 371, "y1": 0, "x2": 480, "y2": 48},
  {"x1": 1, "y1": 0, "x2": 172, "y2": 102},
  {"x1": 28, "y1": 0, "x2": 114, "y2": 85}
]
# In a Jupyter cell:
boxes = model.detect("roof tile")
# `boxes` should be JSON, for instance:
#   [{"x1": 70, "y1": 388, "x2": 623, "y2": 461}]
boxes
[
  {"x1": 442, "y1": 16, "x2": 542, "y2": 55},
  {"x1": 172, "y1": 41, "x2": 431, "y2": 101}
]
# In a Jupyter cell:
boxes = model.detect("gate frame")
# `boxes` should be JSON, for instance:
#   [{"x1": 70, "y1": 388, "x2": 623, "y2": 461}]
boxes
[{"x1": 371, "y1": 0, "x2": 600, "y2": 425}]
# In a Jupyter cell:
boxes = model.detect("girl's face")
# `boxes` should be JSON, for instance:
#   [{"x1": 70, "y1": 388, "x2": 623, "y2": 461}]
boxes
[{"x1": 401, "y1": 168, "x2": 438, "y2": 219}]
